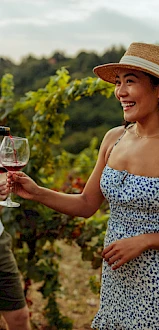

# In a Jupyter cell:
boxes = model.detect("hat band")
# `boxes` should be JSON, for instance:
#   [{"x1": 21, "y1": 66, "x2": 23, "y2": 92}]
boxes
[{"x1": 120, "y1": 55, "x2": 159, "y2": 75}]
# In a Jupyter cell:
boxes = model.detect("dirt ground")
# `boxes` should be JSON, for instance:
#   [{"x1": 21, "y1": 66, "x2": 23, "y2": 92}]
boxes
[
  {"x1": 0, "y1": 241, "x2": 101, "y2": 330},
  {"x1": 55, "y1": 241, "x2": 101, "y2": 330},
  {"x1": 30, "y1": 240, "x2": 101, "y2": 329}
]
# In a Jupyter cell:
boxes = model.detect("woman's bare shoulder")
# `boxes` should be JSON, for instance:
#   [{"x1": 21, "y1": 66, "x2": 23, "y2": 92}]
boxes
[
  {"x1": 99, "y1": 125, "x2": 125, "y2": 161},
  {"x1": 102, "y1": 125, "x2": 125, "y2": 145}
]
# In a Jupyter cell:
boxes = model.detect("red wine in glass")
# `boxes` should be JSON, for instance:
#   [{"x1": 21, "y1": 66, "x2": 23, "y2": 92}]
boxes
[
  {"x1": 0, "y1": 127, "x2": 10, "y2": 174},
  {"x1": 0, "y1": 167, "x2": 7, "y2": 174},
  {"x1": 0, "y1": 136, "x2": 30, "y2": 207},
  {"x1": 2, "y1": 162, "x2": 27, "y2": 172}
]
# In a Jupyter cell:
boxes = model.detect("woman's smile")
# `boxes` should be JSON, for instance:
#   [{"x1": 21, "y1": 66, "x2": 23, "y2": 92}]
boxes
[{"x1": 121, "y1": 102, "x2": 136, "y2": 111}]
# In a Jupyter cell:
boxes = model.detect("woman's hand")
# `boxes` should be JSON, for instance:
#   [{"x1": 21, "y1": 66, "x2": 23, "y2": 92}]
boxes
[
  {"x1": 7, "y1": 171, "x2": 40, "y2": 200},
  {"x1": 102, "y1": 235, "x2": 148, "y2": 270}
]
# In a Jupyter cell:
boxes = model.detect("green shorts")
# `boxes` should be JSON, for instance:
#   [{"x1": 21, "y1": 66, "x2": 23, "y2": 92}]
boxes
[{"x1": 0, "y1": 230, "x2": 26, "y2": 311}]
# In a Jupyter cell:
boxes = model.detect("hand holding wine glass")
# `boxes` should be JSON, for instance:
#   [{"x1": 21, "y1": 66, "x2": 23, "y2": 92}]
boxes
[{"x1": 0, "y1": 136, "x2": 30, "y2": 207}]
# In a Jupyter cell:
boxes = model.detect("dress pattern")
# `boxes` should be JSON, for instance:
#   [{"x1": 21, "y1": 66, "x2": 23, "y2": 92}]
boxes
[{"x1": 91, "y1": 165, "x2": 159, "y2": 330}]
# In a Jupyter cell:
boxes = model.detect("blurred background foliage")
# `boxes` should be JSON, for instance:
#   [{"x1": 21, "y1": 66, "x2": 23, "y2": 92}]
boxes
[
  {"x1": 0, "y1": 45, "x2": 124, "y2": 329},
  {"x1": 0, "y1": 45, "x2": 124, "y2": 153}
]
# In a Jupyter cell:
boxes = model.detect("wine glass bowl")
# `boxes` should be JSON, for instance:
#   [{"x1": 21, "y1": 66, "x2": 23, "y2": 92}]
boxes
[{"x1": 0, "y1": 136, "x2": 30, "y2": 207}]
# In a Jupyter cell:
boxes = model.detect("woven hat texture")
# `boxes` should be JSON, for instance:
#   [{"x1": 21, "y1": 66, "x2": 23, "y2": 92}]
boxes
[{"x1": 93, "y1": 42, "x2": 159, "y2": 84}]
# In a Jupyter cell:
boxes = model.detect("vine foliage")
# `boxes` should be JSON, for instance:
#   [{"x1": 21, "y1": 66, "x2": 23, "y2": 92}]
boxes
[{"x1": 0, "y1": 69, "x2": 113, "y2": 329}]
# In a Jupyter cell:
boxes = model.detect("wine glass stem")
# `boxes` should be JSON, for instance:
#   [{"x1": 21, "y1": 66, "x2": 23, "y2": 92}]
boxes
[{"x1": 6, "y1": 193, "x2": 12, "y2": 206}]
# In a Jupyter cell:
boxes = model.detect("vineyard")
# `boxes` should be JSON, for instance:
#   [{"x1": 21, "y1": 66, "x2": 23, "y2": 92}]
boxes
[{"x1": 0, "y1": 69, "x2": 113, "y2": 329}]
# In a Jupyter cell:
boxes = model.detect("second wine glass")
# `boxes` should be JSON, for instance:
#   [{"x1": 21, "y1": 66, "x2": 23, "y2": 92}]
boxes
[{"x1": 0, "y1": 136, "x2": 30, "y2": 207}]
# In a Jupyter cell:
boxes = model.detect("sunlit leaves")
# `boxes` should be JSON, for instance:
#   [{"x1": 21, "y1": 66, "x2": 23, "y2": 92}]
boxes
[
  {"x1": 10, "y1": 67, "x2": 113, "y2": 185},
  {"x1": 0, "y1": 73, "x2": 14, "y2": 120},
  {"x1": 0, "y1": 68, "x2": 113, "y2": 329}
]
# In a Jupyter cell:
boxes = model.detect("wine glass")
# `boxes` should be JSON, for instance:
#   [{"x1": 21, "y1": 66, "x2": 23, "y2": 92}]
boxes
[{"x1": 0, "y1": 136, "x2": 30, "y2": 207}]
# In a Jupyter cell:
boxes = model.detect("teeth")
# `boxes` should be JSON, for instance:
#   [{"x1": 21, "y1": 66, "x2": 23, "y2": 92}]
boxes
[{"x1": 121, "y1": 102, "x2": 135, "y2": 107}]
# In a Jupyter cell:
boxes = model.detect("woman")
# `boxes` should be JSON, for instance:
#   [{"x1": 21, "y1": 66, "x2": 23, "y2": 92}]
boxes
[{"x1": 6, "y1": 42, "x2": 159, "y2": 329}]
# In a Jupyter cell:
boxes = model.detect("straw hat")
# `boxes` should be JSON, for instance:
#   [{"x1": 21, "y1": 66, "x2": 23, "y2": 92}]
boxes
[{"x1": 93, "y1": 42, "x2": 159, "y2": 84}]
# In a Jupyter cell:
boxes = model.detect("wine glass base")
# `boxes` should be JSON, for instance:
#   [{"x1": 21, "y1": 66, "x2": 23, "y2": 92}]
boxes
[{"x1": 0, "y1": 200, "x2": 20, "y2": 208}]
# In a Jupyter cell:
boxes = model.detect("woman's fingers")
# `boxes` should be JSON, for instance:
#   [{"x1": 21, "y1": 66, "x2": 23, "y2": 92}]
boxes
[
  {"x1": 111, "y1": 259, "x2": 125, "y2": 270},
  {"x1": 102, "y1": 236, "x2": 146, "y2": 270},
  {"x1": 107, "y1": 254, "x2": 121, "y2": 266},
  {"x1": 102, "y1": 249, "x2": 115, "y2": 261},
  {"x1": 101, "y1": 245, "x2": 113, "y2": 257}
]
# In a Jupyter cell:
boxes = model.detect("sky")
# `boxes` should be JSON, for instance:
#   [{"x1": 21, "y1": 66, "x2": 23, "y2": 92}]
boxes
[{"x1": 0, "y1": 0, "x2": 159, "y2": 63}]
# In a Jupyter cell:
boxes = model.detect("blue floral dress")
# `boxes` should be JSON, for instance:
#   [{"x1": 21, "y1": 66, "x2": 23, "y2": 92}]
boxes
[{"x1": 91, "y1": 156, "x2": 159, "y2": 329}]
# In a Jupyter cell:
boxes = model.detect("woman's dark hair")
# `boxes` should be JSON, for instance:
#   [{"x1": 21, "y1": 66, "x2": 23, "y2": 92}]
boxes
[
  {"x1": 124, "y1": 121, "x2": 132, "y2": 128},
  {"x1": 144, "y1": 72, "x2": 159, "y2": 87}
]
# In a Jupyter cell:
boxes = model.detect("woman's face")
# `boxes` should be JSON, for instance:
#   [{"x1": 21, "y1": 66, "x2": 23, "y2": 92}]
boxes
[{"x1": 114, "y1": 69, "x2": 159, "y2": 123}]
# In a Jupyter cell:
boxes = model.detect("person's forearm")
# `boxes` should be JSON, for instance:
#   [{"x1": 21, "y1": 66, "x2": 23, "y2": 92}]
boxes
[
  {"x1": 140, "y1": 233, "x2": 159, "y2": 250},
  {"x1": 32, "y1": 186, "x2": 97, "y2": 218}
]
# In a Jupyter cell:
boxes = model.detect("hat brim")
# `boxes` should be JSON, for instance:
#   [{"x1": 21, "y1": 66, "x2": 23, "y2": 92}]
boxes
[{"x1": 93, "y1": 63, "x2": 159, "y2": 84}]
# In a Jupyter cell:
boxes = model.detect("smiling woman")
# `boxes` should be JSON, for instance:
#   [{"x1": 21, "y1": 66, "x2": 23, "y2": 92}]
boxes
[
  {"x1": 7, "y1": 42, "x2": 159, "y2": 330},
  {"x1": 114, "y1": 69, "x2": 159, "y2": 124}
]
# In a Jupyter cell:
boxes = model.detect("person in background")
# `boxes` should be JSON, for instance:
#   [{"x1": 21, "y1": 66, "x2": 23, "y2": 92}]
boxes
[
  {"x1": 0, "y1": 172, "x2": 31, "y2": 330},
  {"x1": 6, "y1": 42, "x2": 159, "y2": 329}
]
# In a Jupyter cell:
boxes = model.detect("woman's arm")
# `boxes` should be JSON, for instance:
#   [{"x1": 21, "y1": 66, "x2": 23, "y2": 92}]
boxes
[
  {"x1": 8, "y1": 172, "x2": 104, "y2": 218},
  {"x1": 143, "y1": 232, "x2": 159, "y2": 250},
  {"x1": 8, "y1": 128, "x2": 120, "y2": 217},
  {"x1": 102, "y1": 233, "x2": 159, "y2": 270},
  {"x1": 7, "y1": 126, "x2": 125, "y2": 217}
]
